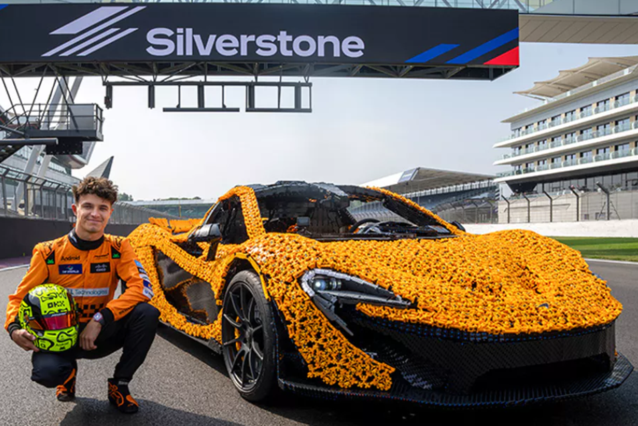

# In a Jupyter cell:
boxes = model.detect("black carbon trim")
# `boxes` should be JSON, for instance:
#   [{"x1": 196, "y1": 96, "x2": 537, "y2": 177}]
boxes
[
  {"x1": 352, "y1": 315, "x2": 617, "y2": 394},
  {"x1": 278, "y1": 353, "x2": 633, "y2": 408}
]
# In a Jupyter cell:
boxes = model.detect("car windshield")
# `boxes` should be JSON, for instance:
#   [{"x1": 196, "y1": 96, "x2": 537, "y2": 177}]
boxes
[{"x1": 254, "y1": 183, "x2": 455, "y2": 241}]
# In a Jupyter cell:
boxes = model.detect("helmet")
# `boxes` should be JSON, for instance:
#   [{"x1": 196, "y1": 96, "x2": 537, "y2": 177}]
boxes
[{"x1": 18, "y1": 284, "x2": 79, "y2": 352}]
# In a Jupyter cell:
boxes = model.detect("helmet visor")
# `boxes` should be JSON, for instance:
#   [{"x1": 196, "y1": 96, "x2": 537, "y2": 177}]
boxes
[{"x1": 28, "y1": 312, "x2": 77, "y2": 331}]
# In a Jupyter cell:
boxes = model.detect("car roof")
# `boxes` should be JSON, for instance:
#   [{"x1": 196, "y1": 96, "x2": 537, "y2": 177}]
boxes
[{"x1": 244, "y1": 181, "x2": 382, "y2": 201}]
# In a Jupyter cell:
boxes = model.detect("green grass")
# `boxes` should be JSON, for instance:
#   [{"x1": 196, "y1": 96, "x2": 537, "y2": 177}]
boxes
[{"x1": 551, "y1": 237, "x2": 638, "y2": 262}]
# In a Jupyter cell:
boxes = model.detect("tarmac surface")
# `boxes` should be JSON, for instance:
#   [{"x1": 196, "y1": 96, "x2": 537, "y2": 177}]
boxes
[{"x1": 0, "y1": 259, "x2": 636, "y2": 426}]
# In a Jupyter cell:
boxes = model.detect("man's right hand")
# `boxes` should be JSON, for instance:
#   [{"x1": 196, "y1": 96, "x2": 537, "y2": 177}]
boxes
[{"x1": 11, "y1": 329, "x2": 39, "y2": 352}]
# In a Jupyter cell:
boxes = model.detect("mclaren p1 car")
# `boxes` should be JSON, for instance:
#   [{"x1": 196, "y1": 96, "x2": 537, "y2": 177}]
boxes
[{"x1": 127, "y1": 181, "x2": 633, "y2": 407}]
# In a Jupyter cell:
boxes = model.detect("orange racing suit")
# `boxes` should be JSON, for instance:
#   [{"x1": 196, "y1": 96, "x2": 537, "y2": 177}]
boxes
[{"x1": 5, "y1": 230, "x2": 153, "y2": 335}]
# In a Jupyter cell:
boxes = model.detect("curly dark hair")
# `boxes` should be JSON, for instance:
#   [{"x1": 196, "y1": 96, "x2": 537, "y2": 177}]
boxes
[{"x1": 72, "y1": 177, "x2": 118, "y2": 205}]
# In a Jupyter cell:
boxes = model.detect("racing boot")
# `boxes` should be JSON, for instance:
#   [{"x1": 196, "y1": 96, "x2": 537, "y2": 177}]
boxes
[
  {"x1": 108, "y1": 378, "x2": 139, "y2": 414},
  {"x1": 56, "y1": 368, "x2": 76, "y2": 402}
]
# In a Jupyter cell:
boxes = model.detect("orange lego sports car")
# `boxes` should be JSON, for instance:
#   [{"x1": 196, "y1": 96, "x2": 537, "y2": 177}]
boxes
[{"x1": 127, "y1": 181, "x2": 633, "y2": 407}]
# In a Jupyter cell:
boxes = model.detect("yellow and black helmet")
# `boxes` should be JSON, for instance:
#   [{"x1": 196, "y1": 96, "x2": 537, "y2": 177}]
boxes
[{"x1": 18, "y1": 284, "x2": 79, "y2": 352}]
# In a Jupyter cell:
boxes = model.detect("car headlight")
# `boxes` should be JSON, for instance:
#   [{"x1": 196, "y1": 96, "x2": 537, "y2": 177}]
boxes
[{"x1": 300, "y1": 269, "x2": 411, "y2": 336}]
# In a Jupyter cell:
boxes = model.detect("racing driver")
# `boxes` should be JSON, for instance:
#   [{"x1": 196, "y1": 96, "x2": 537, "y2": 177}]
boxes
[{"x1": 4, "y1": 176, "x2": 160, "y2": 414}]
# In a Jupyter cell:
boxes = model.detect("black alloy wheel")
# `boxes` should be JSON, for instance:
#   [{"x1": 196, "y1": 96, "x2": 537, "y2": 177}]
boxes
[{"x1": 221, "y1": 270, "x2": 277, "y2": 402}]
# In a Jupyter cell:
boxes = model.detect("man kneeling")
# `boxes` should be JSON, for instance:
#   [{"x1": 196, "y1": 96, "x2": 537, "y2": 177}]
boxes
[{"x1": 5, "y1": 177, "x2": 159, "y2": 414}]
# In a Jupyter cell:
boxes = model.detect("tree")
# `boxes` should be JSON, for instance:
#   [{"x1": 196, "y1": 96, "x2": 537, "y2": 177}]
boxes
[{"x1": 118, "y1": 192, "x2": 134, "y2": 201}]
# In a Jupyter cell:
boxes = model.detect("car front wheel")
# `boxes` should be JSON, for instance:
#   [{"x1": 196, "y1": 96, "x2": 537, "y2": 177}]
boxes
[{"x1": 221, "y1": 270, "x2": 277, "y2": 402}]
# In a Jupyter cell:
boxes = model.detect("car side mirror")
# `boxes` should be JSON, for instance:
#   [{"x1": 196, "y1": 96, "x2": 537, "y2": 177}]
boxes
[
  {"x1": 189, "y1": 224, "x2": 223, "y2": 261},
  {"x1": 450, "y1": 221, "x2": 466, "y2": 232},
  {"x1": 189, "y1": 223, "x2": 222, "y2": 242}
]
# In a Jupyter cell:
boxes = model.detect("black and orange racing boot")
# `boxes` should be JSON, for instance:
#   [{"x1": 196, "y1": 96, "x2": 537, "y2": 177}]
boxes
[
  {"x1": 107, "y1": 378, "x2": 139, "y2": 414},
  {"x1": 56, "y1": 368, "x2": 76, "y2": 402}
]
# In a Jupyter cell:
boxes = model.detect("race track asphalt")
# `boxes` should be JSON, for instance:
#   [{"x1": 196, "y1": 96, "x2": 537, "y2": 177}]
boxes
[{"x1": 0, "y1": 260, "x2": 636, "y2": 426}]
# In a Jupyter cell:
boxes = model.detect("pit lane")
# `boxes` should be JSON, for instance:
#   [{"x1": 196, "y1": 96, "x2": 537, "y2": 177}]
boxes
[{"x1": 0, "y1": 259, "x2": 636, "y2": 426}]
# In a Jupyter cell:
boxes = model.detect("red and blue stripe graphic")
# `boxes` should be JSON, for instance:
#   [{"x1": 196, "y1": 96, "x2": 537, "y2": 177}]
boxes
[
  {"x1": 406, "y1": 28, "x2": 518, "y2": 66},
  {"x1": 406, "y1": 44, "x2": 459, "y2": 64}
]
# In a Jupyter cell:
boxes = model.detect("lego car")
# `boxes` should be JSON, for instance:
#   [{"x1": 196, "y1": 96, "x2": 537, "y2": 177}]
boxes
[{"x1": 127, "y1": 181, "x2": 633, "y2": 407}]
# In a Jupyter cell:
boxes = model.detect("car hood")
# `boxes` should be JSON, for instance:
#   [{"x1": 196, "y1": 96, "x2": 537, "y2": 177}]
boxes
[{"x1": 247, "y1": 229, "x2": 622, "y2": 336}]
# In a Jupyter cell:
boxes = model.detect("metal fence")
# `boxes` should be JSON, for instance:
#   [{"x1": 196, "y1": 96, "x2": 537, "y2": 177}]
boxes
[
  {"x1": 496, "y1": 187, "x2": 638, "y2": 224},
  {"x1": 0, "y1": 165, "x2": 179, "y2": 225}
]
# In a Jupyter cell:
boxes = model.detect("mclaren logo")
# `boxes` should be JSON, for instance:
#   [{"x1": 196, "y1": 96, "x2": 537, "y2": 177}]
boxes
[{"x1": 42, "y1": 6, "x2": 145, "y2": 57}]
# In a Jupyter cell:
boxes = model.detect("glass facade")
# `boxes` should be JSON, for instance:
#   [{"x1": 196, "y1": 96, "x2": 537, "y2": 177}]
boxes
[
  {"x1": 581, "y1": 104, "x2": 593, "y2": 117},
  {"x1": 529, "y1": 171, "x2": 638, "y2": 194},
  {"x1": 498, "y1": 76, "x2": 638, "y2": 194},
  {"x1": 616, "y1": 92, "x2": 630, "y2": 107}
]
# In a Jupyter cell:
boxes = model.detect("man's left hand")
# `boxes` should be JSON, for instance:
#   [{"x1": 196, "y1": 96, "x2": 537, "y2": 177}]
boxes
[{"x1": 79, "y1": 320, "x2": 102, "y2": 351}]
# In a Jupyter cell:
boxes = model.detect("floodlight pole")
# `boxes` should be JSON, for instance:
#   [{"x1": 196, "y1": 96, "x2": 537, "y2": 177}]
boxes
[
  {"x1": 521, "y1": 193, "x2": 531, "y2": 223},
  {"x1": 542, "y1": 184, "x2": 553, "y2": 222},
  {"x1": 569, "y1": 185, "x2": 580, "y2": 222},
  {"x1": 596, "y1": 182, "x2": 611, "y2": 220},
  {"x1": 501, "y1": 195, "x2": 510, "y2": 224}
]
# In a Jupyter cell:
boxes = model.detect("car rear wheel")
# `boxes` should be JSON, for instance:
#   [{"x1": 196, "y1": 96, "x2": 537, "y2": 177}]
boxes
[{"x1": 221, "y1": 270, "x2": 277, "y2": 402}]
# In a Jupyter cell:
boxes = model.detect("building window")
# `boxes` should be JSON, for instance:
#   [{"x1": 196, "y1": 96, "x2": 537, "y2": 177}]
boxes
[
  {"x1": 596, "y1": 147, "x2": 611, "y2": 161},
  {"x1": 537, "y1": 159, "x2": 548, "y2": 170},
  {"x1": 550, "y1": 115, "x2": 562, "y2": 127},
  {"x1": 597, "y1": 123, "x2": 611, "y2": 136},
  {"x1": 563, "y1": 154, "x2": 576, "y2": 167},
  {"x1": 580, "y1": 128, "x2": 594, "y2": 140},
  {"x1": 615, "y1": 143, "x2": 631, "y2": 152},
  {"x1": 538, "y1": 139, "x2": 548, "y2": 150},
  {"x1": 616, "y1": 92, "x2": 630, "y2": 107},
  {"x1": 565, "y1": 110, "x2": 576, "y2": 122},
  {"x1": 616, "y1": 117, "x2": 630, "y2": 132},
  {"x1": 525, "y1": 162, "x2": 535, "y2": 172},
  {"x1": 551, "y1": 157, "x2": 561, "y2": 169},
  {"x1": 512, "y1": 127, "x2": 521, "y2": 138},
  {"x1": 525, "y1": 143, "x2": 535, "y2": 153},
  {"x1": 579, "y1": 150, "x2": 592, "y2": 164},
  {"x1": 550, "y1": 136, "x2": 562, "y2": 148},
  {"x1": 596, "y1": 99, "x2": 610, "y2": 113},
  {"x1": 538, "y1": 119, "x2": 548, "y2": 130},
  {"x1": 564, "y1": 132, "x2": 576, "y2": 144},
  {"x1": 580, "y1": 104, "x2": 593, "y2": 117},
  {"x1": 597, "y1": 147, "x2": 610, "y2": 154},
  {"x1": 614, "y1": 143, "x2": 631, "y2": 159}
]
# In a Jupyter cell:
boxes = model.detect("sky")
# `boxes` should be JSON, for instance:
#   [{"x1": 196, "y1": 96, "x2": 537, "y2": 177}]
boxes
[{"x1": 6, "y1": 43, "x2": 638, "y2": 201}]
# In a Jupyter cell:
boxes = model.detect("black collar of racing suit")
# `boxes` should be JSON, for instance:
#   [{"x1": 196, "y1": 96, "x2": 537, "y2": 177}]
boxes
[{"x1": 68, "y1": 229, "x2": 105, "y2": 251}]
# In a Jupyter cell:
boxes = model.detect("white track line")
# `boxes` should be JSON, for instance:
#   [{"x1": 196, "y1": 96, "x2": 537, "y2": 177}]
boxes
[
  {"x1": 585, "y1": 258, "x2": 638, "y2": 266},
  {"x1": 0, "y1": 264, "x2": 29, "y2": 272}
]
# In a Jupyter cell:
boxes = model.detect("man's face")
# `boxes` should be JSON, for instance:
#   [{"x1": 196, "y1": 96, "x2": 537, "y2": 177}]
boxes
[{"x1": 72, "y1": 194, "x2": 113, "y2": 236}]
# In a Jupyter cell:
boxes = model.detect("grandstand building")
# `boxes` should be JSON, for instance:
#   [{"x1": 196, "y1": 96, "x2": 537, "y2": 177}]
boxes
[
  {"x1": 354, "y1": 167, "x2": 498, "y2": 224},
  {"x1": 494, "y1": 56, "x2": 638, "y2": 223},
  {"x1": 126, "y1": 199, "x2": 215, "y2": 219}
]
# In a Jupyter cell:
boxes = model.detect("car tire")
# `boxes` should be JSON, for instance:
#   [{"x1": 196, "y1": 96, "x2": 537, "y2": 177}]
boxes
[{"x1": 221, "y1": 270, "x2": 277, "y2": 402}]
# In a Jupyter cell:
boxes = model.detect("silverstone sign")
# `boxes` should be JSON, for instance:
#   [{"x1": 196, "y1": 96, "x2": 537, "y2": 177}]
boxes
[
  {"x1": 0, "y1": 4, "x2": 518, "y2": 66},
  {"x1": 145, "y1": 29, "x2": 365, "y2": 59}
]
